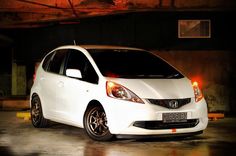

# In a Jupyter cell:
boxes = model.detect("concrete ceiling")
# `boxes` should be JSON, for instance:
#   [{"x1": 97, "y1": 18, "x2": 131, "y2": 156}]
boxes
[{"x1": 0, "y1": 0, "x2": 235, "y2": 28}]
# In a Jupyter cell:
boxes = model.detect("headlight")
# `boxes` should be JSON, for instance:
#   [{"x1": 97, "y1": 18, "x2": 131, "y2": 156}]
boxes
[
  {"x1": 192, "y1": 81, "x2": 203, "y2": 102},
  {"x1": 106, "y1": 81, "x2": 144, "y2": 104}
]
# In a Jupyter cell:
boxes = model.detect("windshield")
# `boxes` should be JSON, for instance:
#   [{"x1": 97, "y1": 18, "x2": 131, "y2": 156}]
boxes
[{"x1": 88, "y1": 49, "x2": 184, "y2": 79}]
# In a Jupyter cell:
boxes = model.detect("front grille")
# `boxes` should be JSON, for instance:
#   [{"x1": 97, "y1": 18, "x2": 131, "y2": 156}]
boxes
[
  {"x1": 133, "y1": 119, "x2": 199, "y2": 130},
  {"x1": 147, "y1": 98, "x2": 191, "y2": 109}
]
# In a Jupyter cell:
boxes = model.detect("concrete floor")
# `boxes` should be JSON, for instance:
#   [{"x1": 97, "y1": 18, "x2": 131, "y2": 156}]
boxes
[{"x1": 0, "y1": 111, "x2": 236, "y2": 156}]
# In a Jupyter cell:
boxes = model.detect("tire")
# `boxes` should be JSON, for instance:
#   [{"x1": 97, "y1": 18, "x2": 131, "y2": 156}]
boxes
[
  {"x1": 84, "y1": 105, "x2": 113, "y2": 141},
  {"x1": 31, "y1": 95, "x2": 49, "y2": 128}
]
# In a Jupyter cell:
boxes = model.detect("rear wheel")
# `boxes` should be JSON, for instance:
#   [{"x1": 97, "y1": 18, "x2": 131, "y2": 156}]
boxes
[
  {"x1": 31, "y1": 95, "x2": 49, "y2": 128},
  {"x1": 84, "y1": 105, "x2": 113, "y2": 141}
]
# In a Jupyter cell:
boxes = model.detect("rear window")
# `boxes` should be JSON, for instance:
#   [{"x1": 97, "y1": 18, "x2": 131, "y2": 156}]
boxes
[
  {"x1": 88, "y1": 49, "x2": 184, "y2": 79},
  {"x1": 42, "y1": 52, "x2": 54, "y2": 71},
  {"x1": 43, "y1": 50, "x2": 67, "y2": 74}
]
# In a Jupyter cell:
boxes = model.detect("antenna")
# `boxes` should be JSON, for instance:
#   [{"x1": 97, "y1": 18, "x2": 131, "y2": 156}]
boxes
[{"x1": 73, "y1": 40, "x2": 76, "y2": 45}]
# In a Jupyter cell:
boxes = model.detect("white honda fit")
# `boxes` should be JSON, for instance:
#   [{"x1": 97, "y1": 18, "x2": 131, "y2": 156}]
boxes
[{"x1": 30, "y1": 45, "x2": 208, "y2": 141}]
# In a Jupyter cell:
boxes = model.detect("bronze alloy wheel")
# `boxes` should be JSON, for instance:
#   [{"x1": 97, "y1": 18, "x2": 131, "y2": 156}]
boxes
[
  {"x1": 84, "y1": 105, "x2": 113, "y2": 141},
  {"x1": 31, "y1": 97, "x2": 41, "y2": 126},
  {"x1": 31, "y1": 95, "x2": 48, "y2": 128}
]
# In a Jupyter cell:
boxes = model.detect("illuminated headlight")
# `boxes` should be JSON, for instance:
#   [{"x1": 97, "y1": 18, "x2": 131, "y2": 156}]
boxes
[{"x1": 106, "y1": 81, "x2": 144, "y2": 104}]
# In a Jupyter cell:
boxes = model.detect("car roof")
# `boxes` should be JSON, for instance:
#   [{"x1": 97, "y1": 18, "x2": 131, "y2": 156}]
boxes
[
  {"x1": 52, "y1": 45, "x2": 147, "y2": 56},
  {"x1": 79, "y1": 45, "x2": 144, "y2": 51}
]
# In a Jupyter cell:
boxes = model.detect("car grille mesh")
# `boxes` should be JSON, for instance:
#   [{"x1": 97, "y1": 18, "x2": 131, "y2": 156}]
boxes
[
  {"x1": 133, "y1": 119, "x2": 199, "y2": 130},
  {"x1": 147, "y1": 98, "x2": 191, "y2": 109}
]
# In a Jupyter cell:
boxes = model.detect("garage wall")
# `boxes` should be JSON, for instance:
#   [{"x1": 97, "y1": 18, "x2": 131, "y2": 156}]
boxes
[
  {"x1": 3, "y1": 10, "x2": 235, "y2": 59},
  {"x1": 155, "y1": 50, "x2": 236, "y2": 115}
]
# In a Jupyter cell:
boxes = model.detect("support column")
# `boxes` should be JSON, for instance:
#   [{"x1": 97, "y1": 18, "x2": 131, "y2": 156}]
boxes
[{"x1": 12, "y1": 63, "x2": 26, "y2": 96}]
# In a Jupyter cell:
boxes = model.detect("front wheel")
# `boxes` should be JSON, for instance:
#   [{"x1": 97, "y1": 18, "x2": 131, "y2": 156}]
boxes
[{"x1": 83, "y1": 105, "x2": 113, "y2": 141}]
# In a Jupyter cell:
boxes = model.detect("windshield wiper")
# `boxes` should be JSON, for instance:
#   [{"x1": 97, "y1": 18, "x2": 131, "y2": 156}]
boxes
[
  {"x1": 166, "y1": 73, "x2": 180, "y2": 78},
  {"x1": 114, "y1": 74, "x2": 165, "y2": 78},
  {"x1": 136, "y1": 74, "x2": 166, "y2": 78},
  {"x1": 108, "y1": 74, "x2": 181, "y2": 79}
]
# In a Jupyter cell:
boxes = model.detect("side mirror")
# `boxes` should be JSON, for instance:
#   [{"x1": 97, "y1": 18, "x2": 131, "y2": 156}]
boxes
[{"x1": 66, "y1": 69, "x2": 82, "y2": 79}]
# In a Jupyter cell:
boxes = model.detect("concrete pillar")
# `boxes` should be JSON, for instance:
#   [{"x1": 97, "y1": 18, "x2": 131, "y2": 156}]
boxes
[
  {"x1": 12, "y1": 63, "x2": 26, "y2": 96},
  {"x1": 11, "y1": 63, "x2": 17, "y2": 95}
]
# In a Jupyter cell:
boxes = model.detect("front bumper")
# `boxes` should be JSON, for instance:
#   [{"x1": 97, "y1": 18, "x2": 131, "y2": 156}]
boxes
[{"x1": 103, "y1": 97, "x2": 208, "y2": 135}]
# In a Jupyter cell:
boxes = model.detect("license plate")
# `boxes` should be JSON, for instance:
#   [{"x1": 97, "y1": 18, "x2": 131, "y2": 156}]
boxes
[{"x1": 163, "y1": 112, "x2": 187, "y2": 123}]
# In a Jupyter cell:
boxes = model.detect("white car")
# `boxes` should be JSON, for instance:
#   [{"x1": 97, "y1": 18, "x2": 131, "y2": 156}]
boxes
[{"x1": 30, "y1": 45, "x2": 208, "y2": 141}]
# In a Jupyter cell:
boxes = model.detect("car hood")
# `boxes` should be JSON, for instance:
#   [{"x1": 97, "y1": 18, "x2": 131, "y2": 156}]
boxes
[{"x1": 107, "y1": 77, "x2": 194, "y2": 99}]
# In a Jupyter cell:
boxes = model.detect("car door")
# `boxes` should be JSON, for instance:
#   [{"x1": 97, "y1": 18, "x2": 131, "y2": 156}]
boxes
[
  {"x1": 56, "y1": 49, "x2": 99, "y2": 126},
  {"x1": 41, "y1": 49, "x2": 68, "y2": 119}
]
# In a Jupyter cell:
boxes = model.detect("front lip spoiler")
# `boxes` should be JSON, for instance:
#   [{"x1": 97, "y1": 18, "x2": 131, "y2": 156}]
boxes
[{"x1": 116, "y1": 130, "x2": 203, "y2": 140}]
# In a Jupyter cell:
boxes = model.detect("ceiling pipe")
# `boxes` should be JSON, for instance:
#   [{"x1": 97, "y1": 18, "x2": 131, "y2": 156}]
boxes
[{"x1": 67, "y1": 0, "x2": 79, "y2": 18}]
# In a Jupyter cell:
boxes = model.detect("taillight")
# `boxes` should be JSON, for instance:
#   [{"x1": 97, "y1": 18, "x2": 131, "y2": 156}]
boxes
[
  {"x1": 192, "y1": 81, "x2": 203, "y2": 102},
  {"x1": 33, "y1": 62, "x2": 40, "y2": 82},
  {"x1": 33, "y1": 73, "x2": 36, "y2": 82}
]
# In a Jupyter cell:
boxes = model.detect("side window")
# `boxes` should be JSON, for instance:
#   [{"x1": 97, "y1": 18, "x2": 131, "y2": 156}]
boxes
[
  {"x1": 48, "y1": 50, "x2": 67, "y2": 74},
  {"x1": 42, "y1": 52, "x2": 54, "y2": 71},
  {"x1": 65, "y1": 50, "x2": 98, "y2": 84}
]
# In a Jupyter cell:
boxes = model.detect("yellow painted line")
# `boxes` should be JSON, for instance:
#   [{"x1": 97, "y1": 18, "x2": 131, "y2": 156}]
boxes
[
  {"x1": 208, "y1": 113, "x2": 224, "y2": 121},
  {"x1": 16, "y1": 112, "x2": 31, "y2": 121}
]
